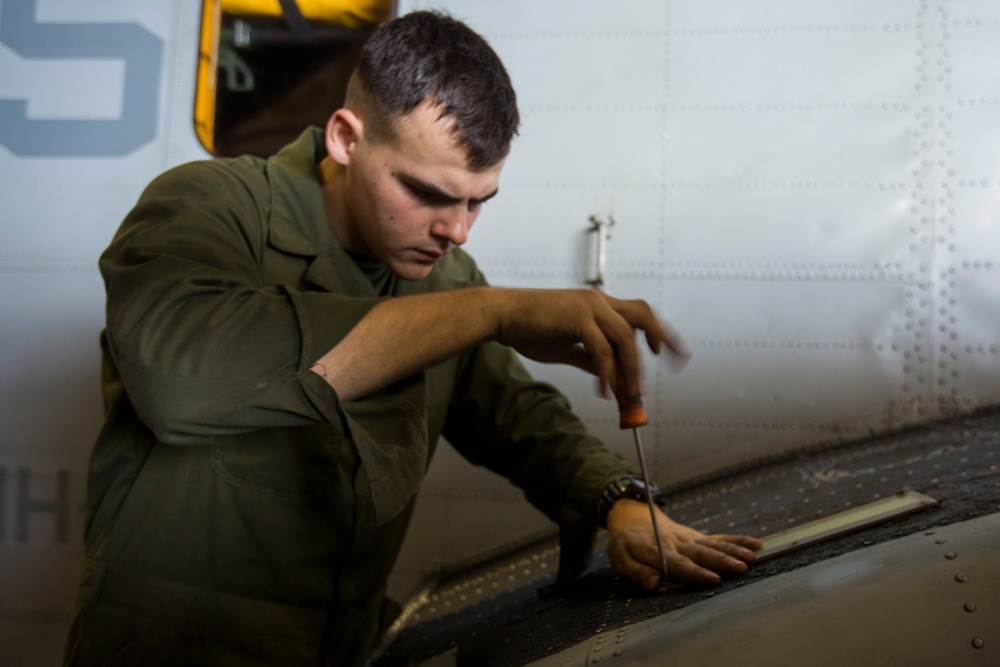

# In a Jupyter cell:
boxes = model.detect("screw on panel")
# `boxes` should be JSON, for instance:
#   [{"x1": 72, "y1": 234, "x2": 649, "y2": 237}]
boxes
[
  {"x1": 955, "y1": 573, "x2": 969, "y2": 583},
  {"x1": 945, "y1": 552, "x2": 957, "y2": 559},
  {"x1": 972, "y1": 638, "x2": 984, "y2": 649},
  {"x1": 964, "y1": 603, "x2": 976, "y2": 612}
]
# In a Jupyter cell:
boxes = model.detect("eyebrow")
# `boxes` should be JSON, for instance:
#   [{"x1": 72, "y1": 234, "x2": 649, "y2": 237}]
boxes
[{"x1": 397, "y1": 172, "x2": 499, "y2": 206}]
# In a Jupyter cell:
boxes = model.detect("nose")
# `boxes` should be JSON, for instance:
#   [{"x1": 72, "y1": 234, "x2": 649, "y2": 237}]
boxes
[{"x1": 433, "y1": 205, "x2": 473, "y2": 247}]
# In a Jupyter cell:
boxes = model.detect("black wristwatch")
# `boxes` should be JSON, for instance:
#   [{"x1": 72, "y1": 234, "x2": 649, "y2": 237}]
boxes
[{"x1": 596, "y1": 474, "x2": 667, "y2": 528}]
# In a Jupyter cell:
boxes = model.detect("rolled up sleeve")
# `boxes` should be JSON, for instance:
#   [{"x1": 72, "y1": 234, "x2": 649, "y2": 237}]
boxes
[{"x1": 102, "y1": 160, "x2": 381, "y2": 444}]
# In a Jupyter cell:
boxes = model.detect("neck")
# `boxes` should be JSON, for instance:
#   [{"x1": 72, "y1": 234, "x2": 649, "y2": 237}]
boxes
[{"x1": 316, "y1": 156, "x2": 359, "y2": 253}]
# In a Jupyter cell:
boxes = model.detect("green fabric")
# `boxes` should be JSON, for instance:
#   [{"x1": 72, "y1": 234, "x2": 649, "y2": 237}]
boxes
[{"x1": 67, "y1": 128, "x2": 634, "y2": 667}]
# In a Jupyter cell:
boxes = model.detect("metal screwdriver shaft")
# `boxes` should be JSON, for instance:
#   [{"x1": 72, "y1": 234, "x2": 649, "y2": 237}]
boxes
[
  {"x1": 616, "y1": 374, "x2": 670, "y2": 585},
  {"x1": 589, "y1": 216, "x2": 668, "y2": 584}
]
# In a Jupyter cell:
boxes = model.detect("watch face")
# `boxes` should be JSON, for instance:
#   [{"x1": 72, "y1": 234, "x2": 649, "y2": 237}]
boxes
[{"x1": 625, "y1": 476, "x2": 647, "y2": 494}]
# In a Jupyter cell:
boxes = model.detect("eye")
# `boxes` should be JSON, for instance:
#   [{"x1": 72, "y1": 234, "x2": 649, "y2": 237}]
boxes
[{"x1": 405, "y1": 182, "x2": 450, "y2": 206}]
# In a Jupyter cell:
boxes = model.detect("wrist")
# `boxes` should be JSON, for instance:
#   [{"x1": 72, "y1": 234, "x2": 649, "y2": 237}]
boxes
[{"x1": 596, "y1": 474, "x2": 667, "y2": 528}]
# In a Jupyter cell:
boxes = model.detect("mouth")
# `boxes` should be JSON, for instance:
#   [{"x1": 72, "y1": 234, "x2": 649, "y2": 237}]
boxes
[{"x1": 414, "y1": 248, "x2": 446, "y2": 263}]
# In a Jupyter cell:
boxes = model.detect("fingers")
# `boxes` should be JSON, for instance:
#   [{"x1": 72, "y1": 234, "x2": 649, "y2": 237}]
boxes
[
  {"x1": 569, "y1": 291, "x2": 643, "y2": 400},
  {"x1": 608, "y1": 540, "x2": 666, "y2": 592},
  {"x1": 610, "y1": 535, "x2": 738, "y2": 590},
  {"x1": 686, "y1": 538, "x2": 755, "y2": 572},
  {"x1": 615, "y1": 535, "x2": 759, "y2": 591},
  {"x1": 495, "y1": 288, "x2": 688, "y2": 399},
  {"x1": 607, "y1": 502, "x2": 761, "y2": 592},
  {"x1": 595, "y1": 295, "x2": 692, "y2": 400},
  {"x1": 707, "y1": 533, "x2": 764, "y2": 553},
  {"x1": 576, "y1": 317, "x2": 619, "y2": 399}
]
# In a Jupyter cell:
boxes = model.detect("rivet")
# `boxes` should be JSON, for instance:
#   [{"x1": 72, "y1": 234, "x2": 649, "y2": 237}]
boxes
[
  {"x1": 955, "y1": 573, "x2": 969, "y2": 583},
  {"x1": 964, "y1": 603, "x2": 977, "y2": 612},
  {"x1": 936, "y1": 539, "x2": 946, "y2": 544},
  {"x1": 613, "y1": 650, "x2": 623, "y2": 658},
  {"x1": 972, "y1": 638, "x2": 984, "y2": 649},
  {"x1": 945, "y1": 552, "x2": 957, "y2": 559}
]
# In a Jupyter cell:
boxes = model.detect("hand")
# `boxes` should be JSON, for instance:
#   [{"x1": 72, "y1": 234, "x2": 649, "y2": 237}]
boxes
[
  {"x1": 606, "y1": 498, "x2": 761, "y2": 591},
  {"x1": 492, "y1": 289, "x2": 691, "y2": 401}
]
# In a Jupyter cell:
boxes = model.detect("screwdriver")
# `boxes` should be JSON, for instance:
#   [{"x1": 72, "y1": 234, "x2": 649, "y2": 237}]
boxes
[{"x1": 615, "y1": 366, "x2": 671, "y2": 587}]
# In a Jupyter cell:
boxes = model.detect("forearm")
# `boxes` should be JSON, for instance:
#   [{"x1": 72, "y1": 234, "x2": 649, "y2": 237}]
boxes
[
  {"x1": 313, "y1": 284, "x2": 690, "y2": 402},
  {"x1": 312, "y1": 286, "x2": 499, "y2": 401}
]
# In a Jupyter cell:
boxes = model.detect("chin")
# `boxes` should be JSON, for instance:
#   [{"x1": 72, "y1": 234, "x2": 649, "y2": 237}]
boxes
[{"x1": 393, "y1": 264, "x2": 435, "y2": 282}]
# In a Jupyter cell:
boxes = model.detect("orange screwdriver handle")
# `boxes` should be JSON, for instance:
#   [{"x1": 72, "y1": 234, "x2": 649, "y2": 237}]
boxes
[{"x1": 614, "y1": 366, "x2": 649, "y2": 429}]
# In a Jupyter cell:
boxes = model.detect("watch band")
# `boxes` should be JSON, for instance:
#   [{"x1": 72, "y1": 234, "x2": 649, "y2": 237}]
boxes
[{"x1": 596, "y1": 474, "x2": 667, "y2": 528}]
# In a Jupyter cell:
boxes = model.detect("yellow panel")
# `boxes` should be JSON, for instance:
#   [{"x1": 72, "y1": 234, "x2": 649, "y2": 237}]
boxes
[
  {"x1": 220, "y1": 0, "x2": 392, "y2": 27},
  {"x1": 193, "y1": 0, "x2": 221, "y2": 155},
  {"x1": 193, "y1": 0, "x2": 390, "y2": 155}
]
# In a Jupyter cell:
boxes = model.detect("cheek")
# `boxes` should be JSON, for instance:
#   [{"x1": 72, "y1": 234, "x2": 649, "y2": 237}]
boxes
[
  {"x1": 386, "y1": 195, "x2": 427, "y2": 226},
  {"x1": 375, "y1": 199, "x2": 429, "y2": 246}
]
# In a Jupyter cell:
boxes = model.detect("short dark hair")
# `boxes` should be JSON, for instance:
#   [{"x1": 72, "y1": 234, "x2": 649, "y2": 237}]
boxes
[{"x1": 349, "y1": 11, "x2": 519, "y2": 169}]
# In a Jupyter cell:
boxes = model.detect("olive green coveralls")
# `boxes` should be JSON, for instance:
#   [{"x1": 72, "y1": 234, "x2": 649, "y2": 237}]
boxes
[{"x1": 64, "y1": 129, "x2": 633, "y2": 666}]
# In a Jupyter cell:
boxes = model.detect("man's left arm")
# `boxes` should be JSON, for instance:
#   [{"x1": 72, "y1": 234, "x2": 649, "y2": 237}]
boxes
[{"x1": 443, "y1": 342, "x2": 760, "y2": 589}]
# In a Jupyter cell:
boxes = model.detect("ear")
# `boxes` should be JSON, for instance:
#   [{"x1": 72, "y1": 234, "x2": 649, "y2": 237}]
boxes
[{"x1": 325, "y1": 108, "x2": 363, "y2": 166}]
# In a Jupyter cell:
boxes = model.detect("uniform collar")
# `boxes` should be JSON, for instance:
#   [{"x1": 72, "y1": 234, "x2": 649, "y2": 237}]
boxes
[
  {"x1": 265, "y1": 126, "x2": 331, "y2": 257},
  {"x1": 264, "y1": 127, "x2": 376, "y2": 297}
]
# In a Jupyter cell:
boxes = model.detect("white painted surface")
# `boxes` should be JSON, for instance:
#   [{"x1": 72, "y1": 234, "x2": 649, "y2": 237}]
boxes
[
  {"x1": 0, "y1": 1, "x2": 997, "y2": 663},
  {"x1": 392, "y1": 0, "x2": 1000, "y2": 601}
]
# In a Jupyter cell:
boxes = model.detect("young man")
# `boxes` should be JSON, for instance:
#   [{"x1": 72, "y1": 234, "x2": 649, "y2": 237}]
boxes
[{"x1": 65, "y1": 11, "x2": 759, "y2": 667}]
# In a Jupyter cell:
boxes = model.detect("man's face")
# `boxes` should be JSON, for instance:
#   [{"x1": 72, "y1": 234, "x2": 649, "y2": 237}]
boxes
[{"x1": 333, "y1": 101, "x2": 505, "y2": 281}]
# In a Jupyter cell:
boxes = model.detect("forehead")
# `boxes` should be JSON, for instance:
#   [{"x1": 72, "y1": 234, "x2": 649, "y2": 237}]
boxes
[
  {"x1": 383, "y1": 102, "x2": 467, "y2": 163},
  {"x1": 373, "y1": 102, "x2": 504, "y2": 194}
]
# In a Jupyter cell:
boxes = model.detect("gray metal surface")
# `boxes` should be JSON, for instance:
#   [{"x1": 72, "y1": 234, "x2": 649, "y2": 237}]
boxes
[
  {"x1": 387, "y1": 0, "x2": 1000, "y2": 609},
  {"x1": 373, "y1": 406, "x2": 1000, "y2": 666},
  {"x1": 529, "y1": 511, "x2": 999, "y2": 667}
]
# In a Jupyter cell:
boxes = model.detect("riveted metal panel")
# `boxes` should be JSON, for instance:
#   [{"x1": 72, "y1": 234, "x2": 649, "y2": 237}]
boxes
[
  {"x1": 390, "y1": 0, "x2": 1000, "y2": 605},
  {"x1": 527, "y1": 512, "x2": 1000, "y2": 667},
  {"x1": 374, "y1": 409, "x2": 1000, "y2": 666}
]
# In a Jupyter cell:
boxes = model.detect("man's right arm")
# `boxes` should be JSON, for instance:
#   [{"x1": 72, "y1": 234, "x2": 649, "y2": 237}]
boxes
[
  {"x1": 104, "y1": 161, "x2": 688, "y2": 439},
  {"x1": 310, "y1": 286, "x2": 691, "y2": 403}
]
